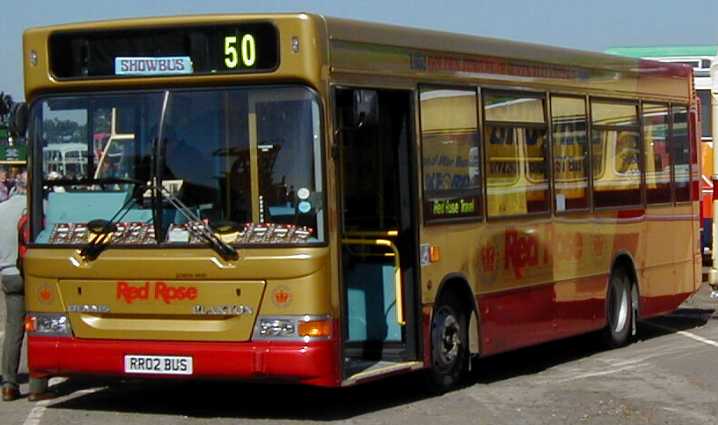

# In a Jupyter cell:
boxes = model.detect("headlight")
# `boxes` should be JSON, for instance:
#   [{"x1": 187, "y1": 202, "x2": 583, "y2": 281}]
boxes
[
  {"x1": 252, "y1": 315, "x2": 332, "y2": 342},
  {"x1": 25, "y1": 313, "x2": 73, "y2": 336}
]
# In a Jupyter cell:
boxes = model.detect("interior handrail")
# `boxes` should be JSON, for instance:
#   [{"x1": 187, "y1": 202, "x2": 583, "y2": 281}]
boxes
[{"x1": 344, "y1": 229, "x2": 399, "y2": 239}]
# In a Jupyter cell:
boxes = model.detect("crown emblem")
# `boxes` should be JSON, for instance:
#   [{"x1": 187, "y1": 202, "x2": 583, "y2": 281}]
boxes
[
  {"x1": 39, "y1": 287, "x2": 53, "y2": 303},
  {"x1": 272, "y1": 287, "x2": 292, "y2": 306}
]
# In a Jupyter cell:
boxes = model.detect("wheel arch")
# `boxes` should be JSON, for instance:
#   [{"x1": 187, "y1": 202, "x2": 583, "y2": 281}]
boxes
[{"x1": 433, "y1": 273, "x2": 481, "y2": 355}]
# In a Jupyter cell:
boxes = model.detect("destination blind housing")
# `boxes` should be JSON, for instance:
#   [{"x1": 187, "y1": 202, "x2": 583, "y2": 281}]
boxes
[{"x1": 49, "y1": 22, "x2": 279, "y2": 78}]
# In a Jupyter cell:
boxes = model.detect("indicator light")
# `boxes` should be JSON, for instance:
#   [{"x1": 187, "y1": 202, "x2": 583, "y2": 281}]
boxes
[
  {"x1": 253, "y1": 315, "x2": 332, "y2": 341},
  {"x1": 25, "y1": 313, "x2": 72, "y2": 336},
  {"x1": 430, "y1": 246, "x2": 441, "y2": 262},
  {"x1": 298, "y1": 319, "x2": 332, "y2": 338}
]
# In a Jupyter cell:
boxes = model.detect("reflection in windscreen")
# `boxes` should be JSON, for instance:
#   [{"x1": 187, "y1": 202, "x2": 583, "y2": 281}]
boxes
[{"x1": 31, "y1": 86, "x2": 324, "y2": 246}]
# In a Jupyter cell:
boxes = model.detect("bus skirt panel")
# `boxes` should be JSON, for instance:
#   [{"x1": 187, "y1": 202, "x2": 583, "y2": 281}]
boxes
[
  {"x1": 475, "y1": 281, "x2": 693, "y2": 357},
  {"x1": 27, "y1": 336, "x2": 340, "y2": 387}
]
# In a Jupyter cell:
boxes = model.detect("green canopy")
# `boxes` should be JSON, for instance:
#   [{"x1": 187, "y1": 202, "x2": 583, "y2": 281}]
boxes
[{"x1": 605, "y1": 46, "x2": 718, "y2": 58}]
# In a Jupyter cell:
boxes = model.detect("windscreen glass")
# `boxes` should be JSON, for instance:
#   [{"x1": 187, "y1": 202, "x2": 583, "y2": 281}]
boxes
[{"x1": 30, "y1": 86, "x2": 324, "y2": 246}]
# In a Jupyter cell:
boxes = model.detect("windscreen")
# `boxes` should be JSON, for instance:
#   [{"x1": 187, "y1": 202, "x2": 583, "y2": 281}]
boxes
[{"x1": 30, "y1": 86, "x2": 324, "y2": 246}]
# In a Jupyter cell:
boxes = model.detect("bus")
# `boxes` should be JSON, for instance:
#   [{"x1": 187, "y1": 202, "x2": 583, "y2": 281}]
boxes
[
  {"x1": 43, "y1": 143, "x2": 87, "y2": 177},
  {"x1": 20, "y1": 14, "x2": 701, "y2": 390},
  {"x1": 606, "y1": 46, "x2": 716, "y2": 260}
]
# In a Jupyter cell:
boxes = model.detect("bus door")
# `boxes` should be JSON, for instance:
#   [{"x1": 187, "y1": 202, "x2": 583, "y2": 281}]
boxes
[{"x1": 334, "y1": 87, "x2": 422, "y2": 384}]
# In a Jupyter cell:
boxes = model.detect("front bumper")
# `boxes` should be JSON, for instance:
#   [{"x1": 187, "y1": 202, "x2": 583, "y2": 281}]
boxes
[{"x1": 28, "y1": 336, "x2": 340, "y2": 387}]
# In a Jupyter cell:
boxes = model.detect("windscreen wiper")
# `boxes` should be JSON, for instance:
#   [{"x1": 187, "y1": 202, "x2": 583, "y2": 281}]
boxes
[
  {"x1": 78, "y1": 181, "x2": 147, "y2": 261},
  {"x1": 153, "y1": 184, "x2": 239, "y2": 262},
  {"x1": 76, "y1": 179, "x2": 238, "y2": 262}
]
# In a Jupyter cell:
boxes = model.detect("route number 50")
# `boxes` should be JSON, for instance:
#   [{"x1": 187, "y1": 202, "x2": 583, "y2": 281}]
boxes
[{"x1": 224, "y1": 34, "x2": 257, "y2": 69}]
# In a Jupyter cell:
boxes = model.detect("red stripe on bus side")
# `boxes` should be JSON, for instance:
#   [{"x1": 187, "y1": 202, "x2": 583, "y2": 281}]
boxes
[{"x1": 475, "y1": 280, "x2": 691, "y2": 357}]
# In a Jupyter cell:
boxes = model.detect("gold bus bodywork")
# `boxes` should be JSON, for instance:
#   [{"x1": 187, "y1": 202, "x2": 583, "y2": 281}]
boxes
[{"x1": 23, "y1": 13, "x2": 699, "y2": 380}]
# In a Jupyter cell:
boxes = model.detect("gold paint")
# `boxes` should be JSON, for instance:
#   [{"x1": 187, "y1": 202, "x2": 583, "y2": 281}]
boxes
[
  {"x1": 20, "y1": 14, "x2": 698, "y2": 350},
  {"x1": 25, "y1": 247, "x2": 333, "y2": 341}
]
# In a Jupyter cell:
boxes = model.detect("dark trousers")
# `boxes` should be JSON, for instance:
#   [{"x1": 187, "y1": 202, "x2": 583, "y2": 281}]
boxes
[{"x1": 2, "y1": 273, "x2": 47, "y2": 393}]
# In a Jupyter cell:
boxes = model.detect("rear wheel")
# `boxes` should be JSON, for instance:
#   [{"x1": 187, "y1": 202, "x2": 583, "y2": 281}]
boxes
[
  {"x1": 603, "y1": 269, "x2": 632, "y2": 347},
  {"x1": 428, "y1": 292, "x2": 468, "y2": 391}
]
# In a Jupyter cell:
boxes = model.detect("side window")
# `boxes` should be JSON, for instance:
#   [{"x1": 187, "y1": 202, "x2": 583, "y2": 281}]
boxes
[
  {"x1": 643, "y1": 103, "x2": 671, "y2": 204},
  {"x1": 420, "y1": 87, "x2": 481, "y2": 221},
  {"x1": 591, "y1": 100, "x2": 641, "y2": 208},
  {"x1": 484, "y1": 91, "x2": 548, "y2": 217},
  {"x1": 551, "y1": 96, "x2": 588, "y2": 211},
  {"x1": 672, "y1": 105, "x2": 690, "y2": 202}
]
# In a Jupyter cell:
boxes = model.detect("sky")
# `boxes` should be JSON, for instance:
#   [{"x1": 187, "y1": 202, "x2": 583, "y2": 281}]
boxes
[{"x1": 2, "y1": 0, "x2": 718, "y2": 100}]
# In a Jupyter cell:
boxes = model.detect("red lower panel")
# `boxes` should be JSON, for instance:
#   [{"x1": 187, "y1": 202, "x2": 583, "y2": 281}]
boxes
[
  {"x1": 477, "y1": 278, "x2": 607, "y2": 356},
  {"x1": 28, "y1": 337, "x2": 340, "y2": 387},
  {"x1": 640, "y1": 293, "x2": 693, "y2": 319},
  {"x1": 476, "y1": 283, "x2": 694, "y2": 357},
  {"x1": 478, "y1": 284, "x2": 564, "y2": 356}
]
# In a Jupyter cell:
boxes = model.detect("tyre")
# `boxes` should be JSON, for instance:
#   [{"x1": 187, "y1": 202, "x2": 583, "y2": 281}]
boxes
[
  {"x1": 603, "y1": 269, "x2": 633, "y2": 347},
  {"x1": 428, "y1": 291, "x2": 468, "y2": 391}
]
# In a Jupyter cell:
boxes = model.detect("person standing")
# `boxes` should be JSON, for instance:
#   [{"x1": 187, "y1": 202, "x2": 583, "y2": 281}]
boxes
[
  {"x1": 0, "y1": 169, "x2": 9, "y2": 202},
  {"x1": 0, "y1": 172, "x2": 51, "y2": 401}
]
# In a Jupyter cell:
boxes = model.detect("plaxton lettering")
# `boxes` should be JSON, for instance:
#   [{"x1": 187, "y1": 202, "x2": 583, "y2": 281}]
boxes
[
  {"x1": 192, "y1": 304, "x2": 253, "y2": 315},
  {"x1": 116, "y1": 281, "x2": 198, "y2": 304}
]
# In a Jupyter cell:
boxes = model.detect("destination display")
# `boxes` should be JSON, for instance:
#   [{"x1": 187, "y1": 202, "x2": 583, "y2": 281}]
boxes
[
  {"x1": 424, "y1": 196, "x2": 480, "y2": 221},
  {"x1": 49, "y1": 22, "x2": 279, "y2": 78}
]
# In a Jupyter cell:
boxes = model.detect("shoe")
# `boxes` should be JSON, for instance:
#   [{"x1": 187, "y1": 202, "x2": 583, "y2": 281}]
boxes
[
  {"x1": 2, "y1": 386, "x2": 19, "y2": 401},
  {"x1": 28, "y1": 391, "x2": 56, "y2": 402}
]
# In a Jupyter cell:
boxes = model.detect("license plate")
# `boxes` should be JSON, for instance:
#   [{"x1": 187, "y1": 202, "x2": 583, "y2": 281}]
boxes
[{"x1": 124, "y1": 355, "x2": 193, "y2": 375}]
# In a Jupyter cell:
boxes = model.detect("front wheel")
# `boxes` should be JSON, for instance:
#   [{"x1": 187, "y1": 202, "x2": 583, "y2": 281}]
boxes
[
  {"x1": 428, "y1": 292, "x2": 468, "y2": 391},
  {"x1": 603, "y1": 269, "x2": 633, "y2": 347}
]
